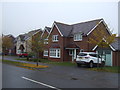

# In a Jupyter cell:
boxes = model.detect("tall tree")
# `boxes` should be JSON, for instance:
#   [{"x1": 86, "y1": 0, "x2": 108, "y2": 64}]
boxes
[
  {"x1": 2, "y1": 35, "x2": 13, "y2": 54},
  {"x1": 29, "y1": 32, "x2": 45, "y2": 66}
]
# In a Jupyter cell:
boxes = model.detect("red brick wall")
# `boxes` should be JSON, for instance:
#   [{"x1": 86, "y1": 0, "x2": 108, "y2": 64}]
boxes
[
  {"x1": 42, "y1": 30, "x2": 49, "y2": 59},
  {"x1": 112, "y1": 51, "x2": 120, "y2": 66},
  {"x1": 48, "y1": 25, "x2": 64, "y2": 62}
]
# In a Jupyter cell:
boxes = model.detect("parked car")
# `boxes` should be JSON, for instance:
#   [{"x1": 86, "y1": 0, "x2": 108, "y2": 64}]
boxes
[
  {"x1": 17, "y1": 52, "x2": 28, "y2": 57},
  {"x1": 76, "y1": 52, "x2": 105, "y2": 68}
]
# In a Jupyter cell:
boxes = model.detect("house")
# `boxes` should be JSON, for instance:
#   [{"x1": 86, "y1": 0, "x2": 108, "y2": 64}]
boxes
[
  {"x1": 15, "y1": 29, "x2": 42, "y2": 55},
  {"x1": 2, "y1": 34, "x2": 15, "y2": 55},
  {"x1": 42, "y1": 18, "x2": 119, "y2": 66}
]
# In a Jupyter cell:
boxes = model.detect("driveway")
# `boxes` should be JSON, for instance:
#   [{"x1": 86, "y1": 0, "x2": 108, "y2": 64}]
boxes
[{"x1": 2, "y1": 56, "x2": 119, "y2": 88}]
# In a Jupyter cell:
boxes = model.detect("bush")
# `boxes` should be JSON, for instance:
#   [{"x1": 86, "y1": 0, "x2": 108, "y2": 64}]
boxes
[{"x1": 28, "y1": 52, "x2": 35, "y2": 58}]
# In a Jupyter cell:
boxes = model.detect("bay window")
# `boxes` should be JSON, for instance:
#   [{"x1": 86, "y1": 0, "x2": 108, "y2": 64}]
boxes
[{"x1": 49, "y1": 48, "x2": 60, "y2": 58}]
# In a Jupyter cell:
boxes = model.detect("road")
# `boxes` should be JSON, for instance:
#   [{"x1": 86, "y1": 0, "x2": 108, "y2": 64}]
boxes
[{"x1": 2, "y1": 56, "x2": 119, "y2": 88}]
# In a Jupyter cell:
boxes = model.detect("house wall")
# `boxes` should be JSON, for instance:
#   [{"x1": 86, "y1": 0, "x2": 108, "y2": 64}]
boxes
[
  {"x1": 42, "y1": 30, "x2": 49, "y2": 59},
  {"x1": 48, "y1": 25, "x2": 64, "y2": 62},
  {"x1": 16, "y1": 37, "x2": 26, "y2": 54},
  {"x1": 63, "y1": 37, "x2": 73, "y2": 61},
  {"x1": 25, "y1": 38, "x2": 32, "y2": 53},
  {"x1": 87, "y1": 22, "x2": 111, "y2": 51},
  {"x1": 112, "y1": 51, "x2": 120, "y2": 66}
]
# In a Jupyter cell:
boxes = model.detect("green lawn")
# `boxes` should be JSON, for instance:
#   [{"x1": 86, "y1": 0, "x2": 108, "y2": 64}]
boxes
[
  {"x1": 88, "y1": 66, "x2": 120, "y2": 73},
  {"x1": 16, "y1": 58, "x2": 76, "y2": 66},
  {"x1": 2, "y1": 60, "x2": 48, "y2": 70},
  {"x1": 8, "y1": 58, "x2": 120, "y2": 73}
]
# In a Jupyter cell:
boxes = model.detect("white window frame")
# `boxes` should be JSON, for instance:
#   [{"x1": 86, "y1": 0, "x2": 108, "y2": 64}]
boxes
[
  {"x1": 44, "y1": 41, "x2": 48, "y2": 44},
  {"x1": 49, "y1": 48, "x2": 60, "y2": 58},
  {"x1": 43, "y1": 50, "x2": 48, "y2": 56},
  {"x1": 52, "y1": 35, "x2": 58, "y2": 42},
  {"x1": 74, "y1": 33, "x2": 82, "y2": 41},
  {"x1": 44, "y1": 38, "x2": 48, "y2": 44}
]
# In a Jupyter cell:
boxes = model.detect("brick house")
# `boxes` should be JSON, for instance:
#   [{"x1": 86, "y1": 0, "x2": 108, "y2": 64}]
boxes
[{"x1": 42, "y1": 19, "x2": 119, "y2": 66}]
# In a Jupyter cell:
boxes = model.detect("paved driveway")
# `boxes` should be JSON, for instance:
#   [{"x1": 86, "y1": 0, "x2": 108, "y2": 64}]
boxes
[{"x1": 2, "y1": 56, "x2": 119, "y2": 88}]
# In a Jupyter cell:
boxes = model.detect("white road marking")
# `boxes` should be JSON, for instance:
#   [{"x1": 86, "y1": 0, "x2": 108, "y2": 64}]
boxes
[{"x1": 22, "y1": 76, "x2": 61, "y2": 90}]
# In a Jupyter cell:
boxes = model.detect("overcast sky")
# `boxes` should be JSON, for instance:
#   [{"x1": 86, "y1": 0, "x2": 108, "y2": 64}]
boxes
[{"x1": 1, "y1": 0, "x2": 119, "y2": 37}]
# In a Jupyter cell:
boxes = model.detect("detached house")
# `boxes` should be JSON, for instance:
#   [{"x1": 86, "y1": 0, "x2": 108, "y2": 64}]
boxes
[
  {"x1": 42, "y1": 19, "x2": 119, "y2": 66},
  {"x1": 15, "y1": 29, "x2": 42, "y2": 54}
]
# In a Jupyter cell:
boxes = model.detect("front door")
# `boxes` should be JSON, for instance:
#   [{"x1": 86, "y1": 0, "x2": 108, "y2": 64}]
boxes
[{"x1": 69, "y1": 49, "x2": 77, "y2": 62}]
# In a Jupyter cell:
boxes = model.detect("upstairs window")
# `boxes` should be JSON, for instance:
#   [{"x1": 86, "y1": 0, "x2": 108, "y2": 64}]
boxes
[
  {"x1": 74, "y1": 33, "x2": 82, "y2": 41},
  {"x1": 52, "y1": 35, "x2": 58, "y2": 42},
  {"x1": 44, "y1": 39, "x2": 48, "y2": 44}
]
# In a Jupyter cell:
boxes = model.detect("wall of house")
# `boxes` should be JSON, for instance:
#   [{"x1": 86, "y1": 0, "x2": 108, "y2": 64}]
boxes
[
  {"x1": 42, "y1": 30, "x2": 49, "y2": 59},
  {"x1": 16, "y1": 37, "x2": 26, "y2": 54},
  {"x1": 112, "y1": 51, "x2": 120, "y2": 66},
  {"x1": 87, "y1": 22, "x2": 111, "y2": 51},
  {"x1": 48, "y1": 25, "x2": 64, "y2": 62},
  {"x1": 62, "y1": 37, "x2": 73, "y2": 61}
]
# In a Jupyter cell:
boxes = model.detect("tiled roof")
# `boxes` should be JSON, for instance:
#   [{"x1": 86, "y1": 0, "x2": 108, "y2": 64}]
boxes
[
  {"x1": 54, "y1": 19, "x2": 103, "y2": 37},
  {"x1": 45, "y1": 26, "x2": 51, "y2": 33},
  {"x1": 55, "y1": 22, "x2": 73, "y2": 37},
  {"x1": 111, "y1": 37, "x2": 120, "y2": 51},
  {"x1": 72, "y1": 19, "x2": 102, "y2": 36},
  {"x1": 15, "y1": 29, "x2": 42, "y2": 42}
]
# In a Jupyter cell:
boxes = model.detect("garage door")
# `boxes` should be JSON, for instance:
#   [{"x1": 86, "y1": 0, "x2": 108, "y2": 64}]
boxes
[
  {"x1": 105, "y1": 50, "x2": 112, "y2": 66},
  {"x1": 97, "y1": 50, "x2": 112, "y2": 66}
]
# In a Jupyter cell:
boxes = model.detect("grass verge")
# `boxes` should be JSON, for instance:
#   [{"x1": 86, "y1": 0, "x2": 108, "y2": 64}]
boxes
[
  {"x1": 88, "y1": 66, "x2": 120, "y2": 73},
  {"x1": 16, "y1": 58, "x2": 76, "y2": 66},
  {"x1": 2, "y1": 60, "x2": 48, "y2": 70}
]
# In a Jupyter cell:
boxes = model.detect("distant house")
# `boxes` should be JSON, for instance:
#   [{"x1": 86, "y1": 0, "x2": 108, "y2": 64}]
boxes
[
  {"x1": 3, "y1": 34, "x2": 15, "y2": 55},
  {"x1": 42, "y1": 19, "x2": 119, "y2": 66},
  {"x1": 15, "y1": 29, "x2": 42, "y2": 54}
]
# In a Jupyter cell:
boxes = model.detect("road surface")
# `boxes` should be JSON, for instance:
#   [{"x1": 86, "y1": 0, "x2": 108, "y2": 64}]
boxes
[{"x1": 2, "y1": 56, "x2": 119, "y2": 88}]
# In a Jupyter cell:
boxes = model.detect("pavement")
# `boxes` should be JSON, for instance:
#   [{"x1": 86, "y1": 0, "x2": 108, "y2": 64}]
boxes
[{"x1": 2, "y1": 56, "x2": 119, "y2": 88}]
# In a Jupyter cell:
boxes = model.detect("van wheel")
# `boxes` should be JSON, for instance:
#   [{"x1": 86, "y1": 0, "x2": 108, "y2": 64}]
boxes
[
  {"x1": 77, "y1": 63, "x2": 81, "y2": 67},
  {"x1": 89, "y1": 61, "x2": 94, "y2": 68}
]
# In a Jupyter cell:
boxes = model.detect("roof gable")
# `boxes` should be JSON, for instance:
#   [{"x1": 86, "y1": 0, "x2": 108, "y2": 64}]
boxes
[
  {"x1": 48, "y1": 19, "x2": 109, "y2": 38},
  {"x1": 41, "y1": 26, "x2": 51, "y2": 38},
  {"x1": 72, "y1": 19, "x2": 103, "y2": 36}
]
